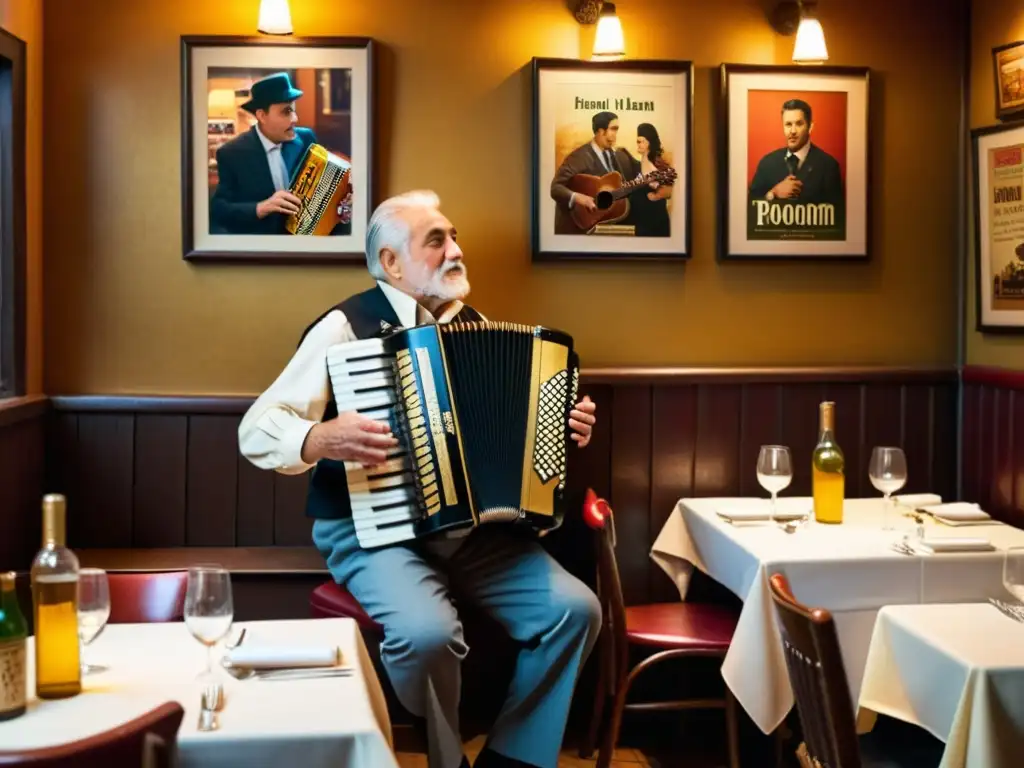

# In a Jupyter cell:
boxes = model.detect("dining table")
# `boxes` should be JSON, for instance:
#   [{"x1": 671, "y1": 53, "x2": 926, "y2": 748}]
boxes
[
  {"x1": 0, "y1": 617, "x2": 398, "y2": 767},
  {"x1": 649, "y1": 494, "x2": 1024, "y2": 736}
]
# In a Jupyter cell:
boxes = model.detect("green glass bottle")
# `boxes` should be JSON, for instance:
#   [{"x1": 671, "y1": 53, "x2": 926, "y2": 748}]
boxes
[{"x1": 0, "y1": 571, "x2": 28, "y2": 721}]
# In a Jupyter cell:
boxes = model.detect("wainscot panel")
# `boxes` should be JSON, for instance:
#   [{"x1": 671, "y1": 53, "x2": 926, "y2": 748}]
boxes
[
  {"x1": 0, "y1": 395, "x2": 48, "y2": 571},
  {"x1": 962, "y1": 365, "x2": 1024, "y2": 529},
  {"x1": 46, "y1": 367, "x2": 959, "y2": 607}
]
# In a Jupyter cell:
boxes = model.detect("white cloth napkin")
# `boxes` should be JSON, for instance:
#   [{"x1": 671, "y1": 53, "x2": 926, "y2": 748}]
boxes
[
  {"x1": 715, "y1": 499, "x2": 809, "y2": 522},
  {"x1": 893, "y1": 493, "x2": 943, "y2": 507},
  {"x1": 918, "y1": 502, "x2": 992, "y2": 524},
  {"x1": 914, "y1": 536, "x2": 995, "y2": 553},
  {"x1": 225, "y1": 645, "x2": 342, "y2": 669}
]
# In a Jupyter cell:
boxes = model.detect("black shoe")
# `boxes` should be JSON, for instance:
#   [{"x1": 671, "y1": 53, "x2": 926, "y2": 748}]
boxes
[{"x1": 473, "y1": 746, "x2": 541, "y2": 768}]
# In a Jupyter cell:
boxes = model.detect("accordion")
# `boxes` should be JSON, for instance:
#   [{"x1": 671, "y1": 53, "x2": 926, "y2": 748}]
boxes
[
  {"x1": 286, "y1": 143, "x2": 351, "y2": 236},
  {"x1": 326, "y1": 322, "x2": 580, "y2": 549}
]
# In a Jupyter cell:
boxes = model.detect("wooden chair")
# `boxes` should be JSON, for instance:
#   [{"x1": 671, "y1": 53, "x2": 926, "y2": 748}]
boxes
[
  {"x1": 107, "y1": 572, "x2": 188, "y2": 623},
  {"x1": 579, "y1": 489, "x2": 740, "y2": 768},
  {"x1": 768, "y1": 572, "x2": 861, "y2": 768},
  {"x1": 0, "y1": 701, "x2": 184, "y2": 767}
]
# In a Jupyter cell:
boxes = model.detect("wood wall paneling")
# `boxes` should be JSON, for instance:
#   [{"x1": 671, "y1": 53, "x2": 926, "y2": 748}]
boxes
[
  {"x1": 961, "y1": 366, "x2": 1024, "y2": 528},
  {"x1": 0, "y1": 396, "x2": 47, "y2": 570},
  {"x1": 46, "y1": 368, "x2": 958, "y2": 607}
]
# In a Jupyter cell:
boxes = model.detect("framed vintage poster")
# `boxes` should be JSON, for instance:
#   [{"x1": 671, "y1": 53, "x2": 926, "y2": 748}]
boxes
[
  {"x1": 531, "y1": 57, "x2": 692, "y2": 261},
  {"x1": 719, "y1": 64, "x2": 870, "y2": 261},
  {"x1": 972, "y1": 122, "x2": 1024, "y2": 333},
  {"x1": 180, "y1": 36, "x2": 374, "y2": 263},
  {"x1": 993, "y1": 41, "x2": 1024, "y2": 121}
]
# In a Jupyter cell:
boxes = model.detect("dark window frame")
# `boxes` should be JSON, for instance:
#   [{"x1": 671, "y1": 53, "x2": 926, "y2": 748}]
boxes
[{"x1": 0, "y1": 26, "x2": 26, "y2": 398}]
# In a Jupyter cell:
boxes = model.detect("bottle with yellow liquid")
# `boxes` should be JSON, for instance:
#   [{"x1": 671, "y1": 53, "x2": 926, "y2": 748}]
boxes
[
  {"x1": 30, "y1": 494, "x2": 81, "y2": 699},
  {"x1": 812, "y1": 401, "x2": 845, "y2": 524}
]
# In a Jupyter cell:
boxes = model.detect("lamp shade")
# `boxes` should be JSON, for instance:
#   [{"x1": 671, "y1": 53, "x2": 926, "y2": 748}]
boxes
[
  {"x1": 592, "y1": 3, "x2": 625, "y2": 60},
  {"x1": 258, "y1": 0, "x2": 293, "y2": 35},
  {"x1": 792, "y1": 17, "x2": 828, "y2": 63}
]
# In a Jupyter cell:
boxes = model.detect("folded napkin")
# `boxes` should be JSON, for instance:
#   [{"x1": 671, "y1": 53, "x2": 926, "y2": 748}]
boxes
[
  {"x1": 224, "y1": 645, "x2": 341, "y2": 669},
  {"x1": 715, "y1": 500, "x2": 809, "y2": 522},
  {"x1": 893, "y1": 493, "x2": 942, "y2": 507},
  {"x1": 915, "y1": 536, "x2": 995, "y2": 553},
  {"x1": 918, "y1": 502, "x2": 992, "y2": 524}
]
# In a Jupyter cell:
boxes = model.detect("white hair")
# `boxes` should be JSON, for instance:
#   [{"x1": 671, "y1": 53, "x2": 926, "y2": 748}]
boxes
[{"x1": 365, "y1": 190, "x2": 441, "y2": 280}]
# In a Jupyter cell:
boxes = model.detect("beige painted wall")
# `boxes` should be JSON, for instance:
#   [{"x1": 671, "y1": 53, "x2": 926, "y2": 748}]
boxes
[
  {"x1": 42, "y1": 0, "x2": 964, "y2": 396},
  {"x1": 0, "y1": 0, "x2": 43, "y2": 394},
  {"x1": 969, "y1": 0, "x2": 1024, "y2": 369}
]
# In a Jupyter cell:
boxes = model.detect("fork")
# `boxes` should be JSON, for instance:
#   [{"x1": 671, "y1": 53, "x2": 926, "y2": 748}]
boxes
[{"x1": 198, "y1": 683, "x2": 224, "y2": 731}]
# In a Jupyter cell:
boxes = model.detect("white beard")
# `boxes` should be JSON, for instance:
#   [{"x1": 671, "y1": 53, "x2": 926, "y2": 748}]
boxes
[{"x1": 409, "y1": 260, "x2": 470, "y2": 301}]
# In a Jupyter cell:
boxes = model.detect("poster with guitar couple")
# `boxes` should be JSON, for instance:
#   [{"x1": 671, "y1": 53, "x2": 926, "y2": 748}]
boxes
[
  {"x1": 531, "y1": 58, "x2": 692, "y2": 260},
  {"x1": 719, "y1": 64, "x2": 871, "y2": 260}
]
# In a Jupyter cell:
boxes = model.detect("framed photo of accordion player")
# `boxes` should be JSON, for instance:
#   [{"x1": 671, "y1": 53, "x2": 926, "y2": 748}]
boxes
[
  {"x1": 180, "y1": 35, "x2": 374, "y2": 263},
  {"x1": 531, "y1": 57, "x2": 693, "y2": 261},
  {"x1": 719, "y1": 64, "x2": 871, "y2": 261}
]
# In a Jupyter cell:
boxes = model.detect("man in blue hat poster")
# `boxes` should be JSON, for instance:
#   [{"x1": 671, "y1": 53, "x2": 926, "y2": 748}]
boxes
[{"x1": 209, "y1": 71, "x2": 351, "y2": 236}]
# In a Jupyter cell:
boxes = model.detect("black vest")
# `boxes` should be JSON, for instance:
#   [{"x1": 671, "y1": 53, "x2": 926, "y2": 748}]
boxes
[{"x1": 301, "y1": 285, "x2": 483, "y2": 520}]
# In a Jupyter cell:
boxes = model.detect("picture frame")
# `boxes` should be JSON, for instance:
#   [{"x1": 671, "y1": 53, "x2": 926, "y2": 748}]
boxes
[
  {"x1": 180, "y1": 35, "x2": 375, "y2": 264},
  {"x1": 530, "y1": 57, "x2": 693, "y2": 262},
  {"x1": 993, "y1": 41, "x2": 1024, "y2": 121},
  {"x1": 972, "y1": 122, "x2": 1024, "y2": 334},
  {"x1": 718, "y1": 63, "x2": 871, "y2": 261}
]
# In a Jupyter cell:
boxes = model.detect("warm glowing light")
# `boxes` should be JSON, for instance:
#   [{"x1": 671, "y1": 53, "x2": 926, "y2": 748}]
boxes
[
  {"x1": 792, "y1": 16, "x2": 828, "y2": 63},
  {"x1": 258, "y1": 0, "x2": 293, "y2": 35},
  {"x1": 592, "y1": 3, "x2": 625, "y2": 61}
]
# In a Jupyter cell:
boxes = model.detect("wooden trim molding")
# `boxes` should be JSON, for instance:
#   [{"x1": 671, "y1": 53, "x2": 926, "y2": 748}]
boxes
[
  {"x1": 0, "y1": 27, "x2": 27, "y2": 398},
  {"x1": 0, "y1": 393, "x2": 47, "y2": 427},
  {"x1": 961, "y1": 365, "x2": 1024, "y2": 390}
]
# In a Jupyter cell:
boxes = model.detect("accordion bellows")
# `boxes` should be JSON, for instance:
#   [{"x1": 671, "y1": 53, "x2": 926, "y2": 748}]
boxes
[
  {"x1": 327, "y1": 322, "x2": 580, "y2": 549},
  {"x1": 286, "y1": 143, "x2": 351, "y2": 236}
]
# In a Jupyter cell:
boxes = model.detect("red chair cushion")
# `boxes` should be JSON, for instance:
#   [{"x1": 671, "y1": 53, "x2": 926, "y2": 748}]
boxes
[
  {"x1": 108, "y1": 572, "x2": 188, "y2": 624},
  {"x1": 625, "y1": 602, "x2": 738, "y2": 651},
  {"x1": 310, "y1": 581, "x2": 384, "y2": 635}
]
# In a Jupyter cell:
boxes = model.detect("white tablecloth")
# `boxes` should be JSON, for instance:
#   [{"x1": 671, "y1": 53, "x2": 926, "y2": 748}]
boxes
[
  {"x1": 0, "y1": 618, "x2": 397, "y2": 767},
  {"x1": 650, "y1": 496, "x2": 1024, "y2": 735},
  {"x1": 858, "y1": 603, "x2": 1024, "y2": 768}
]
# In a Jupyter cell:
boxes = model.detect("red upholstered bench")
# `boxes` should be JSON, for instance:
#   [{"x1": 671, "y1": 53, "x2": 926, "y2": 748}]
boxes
[{"x1": 310, "y1": 581, "x2": 384, "y2": 635}]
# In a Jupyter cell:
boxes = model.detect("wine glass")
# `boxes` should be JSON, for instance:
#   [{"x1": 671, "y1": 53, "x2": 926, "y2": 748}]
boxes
[
  {"x1": 1004, "y1": 547, "x2": 1024, "y2": 605},
  {"x1": 77, "y1": 568, "x2": 110, "y2": 674},
  {"x1": 184, "y1": 566, "x2": 233, "y2": 680},
  {"x1": 869, "y1": 447, "x2": 907, "y2": 531},
  {"x1": 757, "y1": 446, "x2": 793, "y2": 527}
]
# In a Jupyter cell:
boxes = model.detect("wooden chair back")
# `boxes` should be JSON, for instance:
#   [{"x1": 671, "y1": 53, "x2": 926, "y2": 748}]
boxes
[
  {"x1": 768, "y1": 573, "x2": 861, "y2": 768},
  {"x1": 108, "y1": 572, "x2": 188, "y2": 623},
  {"x1": 0, "y1": 701, "x2": 184, "y2": 767}
]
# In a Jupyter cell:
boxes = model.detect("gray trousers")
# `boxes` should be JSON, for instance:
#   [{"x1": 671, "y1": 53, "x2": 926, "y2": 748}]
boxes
[{"x1": 312, "y1": 517, "x2": 602, "y2": 768}]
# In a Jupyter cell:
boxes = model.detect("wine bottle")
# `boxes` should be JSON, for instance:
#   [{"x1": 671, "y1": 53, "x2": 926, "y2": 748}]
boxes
[
  {"x1": 30, "y1": 494, "x2": 81, "y2": 699},
  {"x1": 812, "y1": 401, "x2": 845, "y2": 524},
  {"x1": 0, "y1": 571, "x2": 27, "y2": 720}
]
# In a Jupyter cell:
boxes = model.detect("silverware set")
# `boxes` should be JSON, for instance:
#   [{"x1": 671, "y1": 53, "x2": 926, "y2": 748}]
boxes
[
  {"x1": 216, "y1": 626, "x2": 354, "y2": 683},
  {"x1": 890, "y1": 539, "x2": 917, "y2": 556},
  {"x1": 989, "y1": 597, "x2": 1024, "y2": 624}
]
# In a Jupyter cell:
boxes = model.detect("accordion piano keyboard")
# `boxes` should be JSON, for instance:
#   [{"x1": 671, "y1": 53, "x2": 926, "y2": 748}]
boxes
[{"x1": 327, "y1": 337, "x2": 422, "y2": 548}]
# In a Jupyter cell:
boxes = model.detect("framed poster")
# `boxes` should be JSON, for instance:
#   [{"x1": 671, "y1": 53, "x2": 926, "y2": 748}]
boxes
[
  {"x1": 972, "y1": 122, "x2": 1024, "y2": 333},
  {"x1": 993, "y1": 41, "x2": 1024, "y2": 121},
  {"x1": 719, "y1": 64, "x2": 871, "y2": 261},
  {"x1": 180, "y1": 35, "x2": 374, "y2": 263},
  {"x1": 531, "y1": 57, "x2": 692, "y2": 261}
]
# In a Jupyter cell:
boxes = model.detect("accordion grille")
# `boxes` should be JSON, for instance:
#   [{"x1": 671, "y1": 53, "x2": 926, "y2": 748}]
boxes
[{"x1": 293, "y1": 160, "x2": 346, "y2": 235}]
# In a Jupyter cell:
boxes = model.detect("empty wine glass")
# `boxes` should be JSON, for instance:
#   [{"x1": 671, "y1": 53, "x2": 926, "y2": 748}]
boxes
[
  {"x1": 1004, "y1": 547, "x2": 1024, "y2": 605},
  {"x1": 184, "y1": 566, "x2": 233, "y2": 680},
  {"x1": 757, "y1": 445, "x2": 793, "y2": 527},
  {"x1": 869, "y1": 447, "x2": 907, "y2": 531},
  {"x1": 77, "y1": 568, "x2": 111, "y2": 674}
]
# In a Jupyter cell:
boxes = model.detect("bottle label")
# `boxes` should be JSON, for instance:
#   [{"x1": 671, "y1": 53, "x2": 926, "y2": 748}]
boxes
[{"x1": 0, "y1": 639, "x2": 26, "y2": 713}]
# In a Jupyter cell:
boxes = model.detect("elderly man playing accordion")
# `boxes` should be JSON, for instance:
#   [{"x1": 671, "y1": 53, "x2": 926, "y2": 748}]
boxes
[{"x1": 239, "y1": 190, "x2": 601, "y2": 768}]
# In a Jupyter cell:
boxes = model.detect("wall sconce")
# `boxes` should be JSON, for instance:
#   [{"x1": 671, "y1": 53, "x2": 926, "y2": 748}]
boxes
[
  {"x1": 258, "y1": 0, "x2": 293, "y2": 35},
  {"x1": 771, "y1": 0, "x2": 828, "y2": 64},
  {"x1": 575, "y1": 1, "x2": 625, "y2": 61}
]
